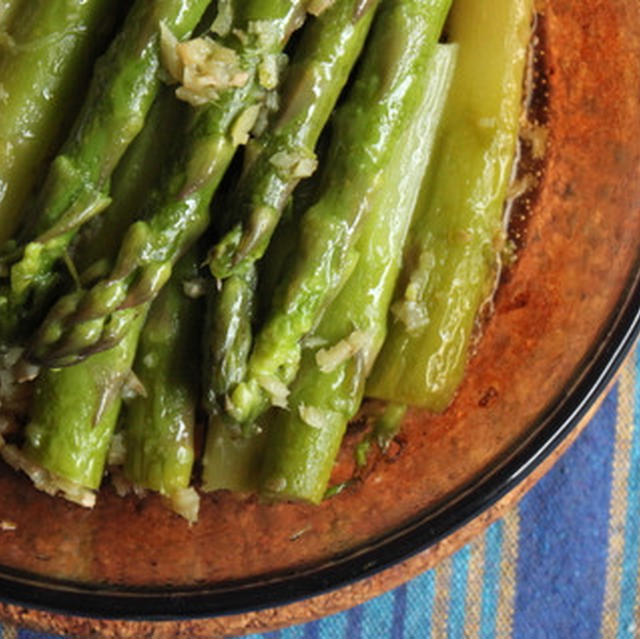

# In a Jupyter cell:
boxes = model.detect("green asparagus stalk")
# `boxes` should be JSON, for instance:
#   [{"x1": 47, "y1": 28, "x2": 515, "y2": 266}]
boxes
[
  {"x1": 209, "y1": 0, "x2": 381, "y2": 280},
  {"x1": 0, "y1": 0, "x2": 213, "y2": 338},
  {"x1": 74, "y1": 86, "x2": 190, "y2": 273},
  {"x1": 15, "y1": 312, "x2": 146, "y2": 494},
  {"x1": 27, "y1": 0, "x2": 310, "y2": 368},
  {"x1": 203, "y1": 266, "x2": 258, "y2": 414},
  {"x1": 2, "y1": 89, "x2": 186, "y2": 503},
  {"x1": 366, "y1": 0, "x2": 534, "y2": 410},
  {"x1": 122, "y1": 250, "x2": 202, "y2": 515},
  {"x1": 223, "y1": 0, "x2": 453, "y2": 427},
  {"x1": 203, "y1": 0, "x2": 380, "y2": 419},
  {"x1": 260, "y1": 44, "x2": 457, "y2": 504},
  {"x1": 202, "y1": 415, "x2": 268, "y2": 493},
  {"x1": 0, "y1": 0, "x2": 120, "y2": 245}
]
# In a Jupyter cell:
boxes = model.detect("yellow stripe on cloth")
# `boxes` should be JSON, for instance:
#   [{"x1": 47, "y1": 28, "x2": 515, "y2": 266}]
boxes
[
  {"x1": 600, "y1": 353, "x2": 637, "y2": 638},
  {"x1": 462, "y1": 533, "x2": 486, "y2": 639},
  {"x1": 496, "y1": 509, "x2": 520, "y2": 638},
  {"x1": 2, "y1": 624, "x2": 17, "y2": 639},
  {"x1": 430, "y1": 556, "x2": 453, "y2": 639}
]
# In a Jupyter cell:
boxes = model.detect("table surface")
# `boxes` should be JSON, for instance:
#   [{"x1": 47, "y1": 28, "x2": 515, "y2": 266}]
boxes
[{"x1": 2, "y1": 341, "x2": 639, "y2": 639}]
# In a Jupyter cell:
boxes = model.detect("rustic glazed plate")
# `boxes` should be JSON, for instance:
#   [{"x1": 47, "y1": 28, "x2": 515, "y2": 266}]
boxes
[{"x1": 1, "y1": 0, "x2": 640, "y2": 635}]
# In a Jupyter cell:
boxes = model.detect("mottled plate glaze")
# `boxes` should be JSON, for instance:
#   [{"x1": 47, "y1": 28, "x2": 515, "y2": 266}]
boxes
[{"x1": 1, "y1": 0, "x2": 640, "y2": 636}]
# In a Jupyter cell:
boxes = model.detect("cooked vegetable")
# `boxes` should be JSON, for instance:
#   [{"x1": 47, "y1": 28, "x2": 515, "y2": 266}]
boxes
[
  {"x1": 11, "y1": 312, "x2": 146, "y2": 495},
  {"x1": 123, "y1": 249, "x2": 202, "y2": 518},
  {"x1": 0, "y1": 0, "x2": 120, "y2": 244},
  {"x1": 0, "y1": 0, "x2": 536, "y2": 515},
  {"x1": 203, "y1": 0, "x2": 381, "y2": 421},
  {"x1": 0, "y1": 0, "x2": 213, "y2": 341},
  {"x1": 27, "y1": 0, "x2": 310, "y2": 368},
  {"x1": 209, "y1": 0, "x2": 381, "y2": 280},
  {"x1": 223, "y1": 0, "x2": 453, "y2": 427},
  {"x1": 366, "y1": 0, "x2": 534, "y2": 410},
  {"x1": 0, "y1": 88, "x2": 185, "y2": 502},
  {"x1": 202, "y1": 415, "x2": 268, "y2": 493},
  {"x1": 260, "y1": 43, "x2": 457, "y2": 503}
]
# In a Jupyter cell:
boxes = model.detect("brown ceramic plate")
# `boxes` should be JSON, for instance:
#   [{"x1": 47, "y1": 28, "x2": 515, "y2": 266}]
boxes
[{"x1": 1, "y1": 0, "x2": 640, "y2": 631}]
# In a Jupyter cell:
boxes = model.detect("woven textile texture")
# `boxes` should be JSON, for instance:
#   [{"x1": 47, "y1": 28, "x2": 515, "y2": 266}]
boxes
[{"x1": 2, "y1": 342, "x2": 639, "y2": 639}]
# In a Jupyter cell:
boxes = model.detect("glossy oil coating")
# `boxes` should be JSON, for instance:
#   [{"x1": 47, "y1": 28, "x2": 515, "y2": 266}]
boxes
[{"x1": 0, "y1": 0, "x2": 639, "y2": 632}]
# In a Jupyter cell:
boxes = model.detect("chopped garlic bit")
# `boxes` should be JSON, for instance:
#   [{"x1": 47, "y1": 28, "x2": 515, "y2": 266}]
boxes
[
  {"x1": 248, "y1": 20, "x2": 280, "y2": 50},
  {"x1": 258, "y1": 54, "x2": 279, "y2": 90},
  {"x1": 211, "y1": 0, "x2": 233, "y2": 36},
  {"x1": 315, "y1": 330, "x2": 368, "y2": 373},
  {"x1": 1, "y1": 444, "x2": 96, "y2": 508},
  {"x1": 121, "y1": 370, "x2": 147, "y2": 400},
  {"x1": 231, "y1": 104, "x2": 262, "y2": 146},
  {"x1": 298, "y1": 403, "x2": 338, "y2": 430},
  {"x1": 160, "y1": 24, "x2": 249, "y2": 107},
  {"x1": 107, "y1": 432, "x2": 127, "y2": 467},
  {"x1": 264, "y1": 476, "x2": 287, "y2": 493},
  {"x1": 182, "y1": 277, "x2": 207, "y2": 299},
  {"x1": 0, "y1": 520, "x2": 17, "y2": 532},
  {"x1": 308, "y1": 0, "x2": 336, "y2": 16},
  {"x1": 159, "y1": 22, "x2": 183, "y2": 84},
  {"x1": 257, "y1": 375, "x2": 289, "y2": 408},
  {"x1": 169, "y1": 487, "x2": 200, "y2": 524},
  {"x1": 269, "y1": 148, "x2": 318, "y2": 180},
  {"x1": 110, "y1": 470, "x2": 132, "y2": 498},
  {"x1": 391, "y1": 299, "x2": 429, "y2": 333},
  {"x1": 391, "y1": 248, "x2": 437, "y2": 332}
]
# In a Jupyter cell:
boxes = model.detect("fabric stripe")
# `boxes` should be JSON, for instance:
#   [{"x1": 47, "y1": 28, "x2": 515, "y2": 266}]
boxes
[
  {"x1": 446, "y1": 545, "x2": 471, "y2": 639},
  {"x1": 405, "y1": 565, "x2": 437, "y2": 637},
  {"x1": 316, "y1": 608, "x2": 348, "y2": 639},
  {"x1": 495, "y1": 509, "x2": 519, "y2": 637},
  {"x1": 344, "y1": 603, "x2": 364, "y2": 639},
  {"x1": 616, "y1": 353, "x2": 640, "y2": 639},
  {"x1": 430, "y1": 557, "x2": 453, "y2": 639},
  {"x1": 362, "y1": 588, "x2": 395, "y2": 638},
  {"x1": 600, "y1": 357, "x2": 637, "y2": 638},
  {"x1": 462, "y1": 532, "x2": 486, "y2": 639},
  {"x1": 513, "y1": 387, "x2": 618, "y2": 639},
  {"x1": 281, "y1": 619, "x2": 307, "y2": 639},
  {"x1": 480, "y1": 520, "x2": 503, "y2": 639},
  {"x1": 391, "y1": 585, "x2": 407, "y2": 639},
  {"x1": 302, "y1": 619, "x2": 320, "y2": 639}
]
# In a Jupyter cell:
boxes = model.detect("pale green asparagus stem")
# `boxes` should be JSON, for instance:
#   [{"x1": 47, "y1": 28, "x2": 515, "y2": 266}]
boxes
[
  {"x1": 366, "y1": 0, "x2": 534, "y2": 410},
  {"x1": 0, "y1": 0, "x2": 213, "y2": 343},
  {"x1": 225, "y1": 0, "x2": 453, "y2": 426},
  {"x1": 260, "y1": 44, "x2": 457, "y2": 503},
  {"x1": 27, "y1": 1, "x2": 310, "y2": 368}
]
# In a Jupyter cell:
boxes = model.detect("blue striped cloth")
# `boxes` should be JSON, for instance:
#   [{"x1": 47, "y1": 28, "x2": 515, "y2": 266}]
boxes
[{"x1": 2, "y1": 342, "x2": 639, "y2": 639}]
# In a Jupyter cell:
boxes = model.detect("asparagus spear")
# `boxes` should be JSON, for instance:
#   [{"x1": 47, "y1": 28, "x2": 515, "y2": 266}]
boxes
[
  {"x1": 27, "y1": 0, "x2": 310, "y2": 368},
  {"x1": 203, "y1": 266, "x2": 258, "y2": 414},
  {"x1": 203, "y1": 0, "x2": 380, "y2": 419},
  {"x1": 123, "y1": 249, "x2": 202, "y2": 519},
  {"x1": 0, "y1": 0, "x2": 120, "y2": 245},
  {"x1": 222, "y1": 0, "x2": 453, "y2": 427},
  {"x1": 11, "y1": 312, "x2": 147, "y2": 496},
  {"x1": 366, "y1": 0, "x2": 534, "y2": 410},
  {"x1": 202, "y1": 415, "x2": 268, "y2": 493},
  {"x1": 0, "y1": 0, "x2": 213, "y2": 340},
  {"x1": 74, "y1": 86, "x2": 190, "y2": 274},
  {"x1": 209, "y1": 0, "x2": 381, "y2": 280},
  {"x1": 261, "y1": 44, "x2": 457, "y2": 504},
  {"x1": 1, "y1": 90, "x2": 186, "y2": 503}
]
